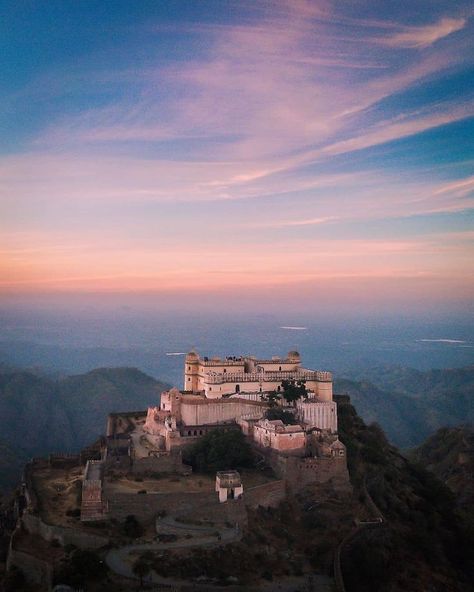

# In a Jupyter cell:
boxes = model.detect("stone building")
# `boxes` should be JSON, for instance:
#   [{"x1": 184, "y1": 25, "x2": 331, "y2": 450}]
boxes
[
  {"x1": 108, "y1": 350, "x2": 348, "y2": 501},
  {"x1": 252, "y1": 419, "x2": 306, "y2": 455},
  {"x1": 183, "y1": 350, "x2": 333, "y2": 400},
  {"x1": 143, "y1": 350, "x2": 338, "y2": 451},
  {"x1": 216, "y1": 471, "x2": 244, "y2": 502}
]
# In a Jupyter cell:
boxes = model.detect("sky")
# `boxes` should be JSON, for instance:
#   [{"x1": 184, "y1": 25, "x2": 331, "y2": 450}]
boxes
[{"x1": 1, "y1": 0, "x2": 473, "y2": 316}]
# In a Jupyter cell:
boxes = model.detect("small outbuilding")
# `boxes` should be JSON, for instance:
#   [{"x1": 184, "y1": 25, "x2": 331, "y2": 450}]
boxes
[{"x1": 215, "y1": 471, "x2": 243, "y2": 503}]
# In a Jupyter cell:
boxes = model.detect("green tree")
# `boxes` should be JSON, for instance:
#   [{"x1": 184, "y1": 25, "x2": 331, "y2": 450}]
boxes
[
  {"x1": 281, "y1": 379, "x2": 308, "y2": 406},
  {"x1": 265, "y1": 407, "x2": 298, "y2": 424},
  {"x1": 122, "y1": 514, "x2": 143, "y2": 538},
  {"x1": 262, "y1": 390, "x2": 281, "y2": 407},
  {"x1": 184, "y1": 429, "x2": 254, "y2": 473}
]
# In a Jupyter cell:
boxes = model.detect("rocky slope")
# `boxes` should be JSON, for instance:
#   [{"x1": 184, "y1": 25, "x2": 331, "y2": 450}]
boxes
[
  {"x1": 411, "y1": 425, "x2": 474, "y2": 511},
  {"x1": 336, "y1": 395, "x2": 474, "y2": 592}
]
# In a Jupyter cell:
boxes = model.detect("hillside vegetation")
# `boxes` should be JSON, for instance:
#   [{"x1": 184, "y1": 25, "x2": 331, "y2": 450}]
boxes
[
  {"x1": 0, "y1": 367, "x2": 168, "y2": 490},
  {"x1": 411, "y1": 425, "x2": 474, "y2": 511},
  {"x1": 335, "y1": 365, "x2": 474, "y2": 447},
  {"x1": 336, "y1": 395, "x2": 474, "y2": 592}
]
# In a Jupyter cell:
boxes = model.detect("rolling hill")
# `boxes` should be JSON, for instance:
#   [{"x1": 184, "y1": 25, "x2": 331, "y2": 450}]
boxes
[
  {"x1": 0, "y1": 367, "x2": 169, "y2": 490},
  {"x1": 334, "y1": 365, "x2": 474, "y2": 448}
]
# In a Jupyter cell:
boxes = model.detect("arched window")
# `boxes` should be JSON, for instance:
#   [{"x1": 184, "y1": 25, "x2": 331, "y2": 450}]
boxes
[
  {"x1": 194, "y1": 430, "x2": 197, "y2": 436},
  {"x1": 235, "y1": 384, "x2": 240, "y2": 393}
]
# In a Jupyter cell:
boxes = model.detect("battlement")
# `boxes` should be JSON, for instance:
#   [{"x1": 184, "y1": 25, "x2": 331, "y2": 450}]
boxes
[
  {"x1": 205, "y1": 369, "x2": 332, "y2": 384},
  {"x1": 195, "y1": 358, "x2": 245, "y2": 367}
]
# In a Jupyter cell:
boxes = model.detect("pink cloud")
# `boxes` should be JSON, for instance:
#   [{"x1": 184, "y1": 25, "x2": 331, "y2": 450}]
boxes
[{"x1": 376, "y1": 17, "x2": 467, "y2": 49}]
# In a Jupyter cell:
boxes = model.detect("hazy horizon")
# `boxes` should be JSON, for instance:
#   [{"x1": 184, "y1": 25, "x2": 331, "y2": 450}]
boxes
[{"x1": 1, "y1": 297, "x2": 472, "y2": 387}]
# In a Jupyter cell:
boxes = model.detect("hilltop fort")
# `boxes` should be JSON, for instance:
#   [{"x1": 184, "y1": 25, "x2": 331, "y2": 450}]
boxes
[
  {"x1": 92, "y1": 350, "x2": 349, "y2": 520},
  {"x1": 7, "y1": 351, "x2": 350, "y2": 590}
]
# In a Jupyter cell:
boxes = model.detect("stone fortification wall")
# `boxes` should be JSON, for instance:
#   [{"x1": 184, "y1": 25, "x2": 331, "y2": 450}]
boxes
[
  {"x1": 106, "y1": 490, "x2": 247, "y2": 527},
  {"x1": 256, "y1": 447, "x2": 350, "y2": 492},
  {"x1": 106, "y1": 479, "x2": 285, "y2": 525},
  {"x1": 131, "y1": 453, "x2": 191, "y2": 475},
  {"x1": 21, "y1": 513, "x2": 109, "y2": 549},
  {"x1": 245, "y1": 480, "x2": 286, "y2": 509},
  {"x1": 48, "y1": 453, "x2": 81, "y2": 468},
  {"x1": 180, "y1": 398, "x2": 266, "y2": 426}
]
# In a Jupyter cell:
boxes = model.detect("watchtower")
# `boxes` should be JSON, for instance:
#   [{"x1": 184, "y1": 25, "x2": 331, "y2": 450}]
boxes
[{"x1": 184, "y1": 350, "x2": 199, "y2": 392}]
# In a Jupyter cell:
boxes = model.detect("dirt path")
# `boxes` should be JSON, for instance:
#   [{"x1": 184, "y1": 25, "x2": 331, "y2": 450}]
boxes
[{"x1": 105, "y1": 521, "x2": 332, "y2": 591}]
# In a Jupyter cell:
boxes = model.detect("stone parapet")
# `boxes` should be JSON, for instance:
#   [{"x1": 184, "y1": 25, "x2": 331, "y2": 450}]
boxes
[{"x1": 205, "y1": 370, "x2": 332, "y2": 384}]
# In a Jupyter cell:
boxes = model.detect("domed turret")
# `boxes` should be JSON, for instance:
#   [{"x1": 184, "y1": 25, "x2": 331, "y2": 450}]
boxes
[
  {"x1": 185, "y1": 350, "x2": 199, "y2": 362},
  {"x1": 287, "y1": 350, "x2": 301, "y2": 362}
]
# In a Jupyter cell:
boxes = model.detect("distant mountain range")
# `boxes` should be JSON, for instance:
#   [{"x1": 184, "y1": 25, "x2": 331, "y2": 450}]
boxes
[
  {"x1": 334, "y1": 365, "x2": 474, "y2": 448},
  {"x1": 0, "y1": 367, "x2": 169, "y2": 490}
]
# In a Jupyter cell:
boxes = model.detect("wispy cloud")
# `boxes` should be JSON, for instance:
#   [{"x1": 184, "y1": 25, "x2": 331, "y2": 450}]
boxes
[
  {"x1": 2, "y1": 0, "x2": 473, "y2": 304},
  {"x1": 377, "y1": 17, "x2": 467, "y2": 49},
  {"x1": 321, "y1": 103, "x2": 474, "y2": 157},
  {"x1": 251, "y1": 216, "x2": 338, "y2": 228}
]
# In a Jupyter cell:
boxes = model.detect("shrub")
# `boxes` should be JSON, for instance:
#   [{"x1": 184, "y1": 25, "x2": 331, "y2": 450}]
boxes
[
  {"x1": 265, "y1": 407, "x2": 298, "y2": 424},
  {"x1": 122, "y1": 514, "x2": 143, "y2": 538},
  {"x1": 183, "y1": 429, "x2": 254, "y2": 473}
]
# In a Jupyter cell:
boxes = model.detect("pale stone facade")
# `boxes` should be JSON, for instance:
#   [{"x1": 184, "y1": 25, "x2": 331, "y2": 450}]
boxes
[
  {"x1": 144, "y1": 388, "x2": 268, "y2": 451},
  {"x1": 253, "y1": 419, "x2": 306, "y2": 454},
  {"x1": 143, "y1": 351, "x2": 339, "y2": 452},
  {"x1": 184, "y1": 350, "x2": 333, "y2": 400},
  {"x1": 296, "y1": 399, "x2": 338, "y2": 432},
  {"x1": 138, "y1": 350, "x2": 348, "y2": 490}
]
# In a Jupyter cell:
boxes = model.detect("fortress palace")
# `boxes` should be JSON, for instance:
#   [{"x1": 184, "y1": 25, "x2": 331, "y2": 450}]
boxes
[
  {"x1": 141, "y1": 350, "x2": 341, "y2": 455},
  {"x1": 92, "y1": 350, "x2": 349, "y2": 523}
]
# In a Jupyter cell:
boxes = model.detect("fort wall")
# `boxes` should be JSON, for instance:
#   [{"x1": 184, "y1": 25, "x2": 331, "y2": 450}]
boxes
[
  {"x1": 255, "y1": 447, "x2": 350, "y2": 492},
  {"x1": 245, "y1": 480, "x2": 286, "y2": 508},
  {"x1": 105, "y1": 479, "x2": 285, "y2": 526},
  {"x1": 180, "y1": 398, "x2": 266, "y2": 425},
  {"x1": 106, "y1": 490, "x2": 248, "y2": 527},
  {"x1": 21, "y1": 513, "x2": 109, "y2": 549},
  {"x1": 131, "y1": 453, "x2": 191, "y2": 475}
]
